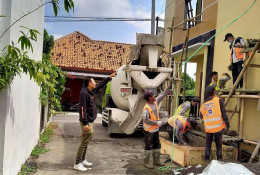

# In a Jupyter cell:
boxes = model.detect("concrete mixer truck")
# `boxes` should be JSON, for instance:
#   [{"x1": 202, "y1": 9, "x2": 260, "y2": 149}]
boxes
[{"x1": 102, "y1": 33, "x2": 172, "y2": 136}]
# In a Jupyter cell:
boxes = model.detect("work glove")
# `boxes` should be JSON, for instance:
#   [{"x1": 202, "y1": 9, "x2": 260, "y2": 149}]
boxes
[
  {"x1": 157, "y1": 121, "x2": 163, "y2": 127},
  {"x1": 228, "y1": 64, "x2": 233, "y2": 71},
  {"x1": 189, "y1": 138, "x2": 195, "y2": 143},
  {"x1": 181, "y1": 142, "x2": 188, "y2": 146},
  {"x1": 226, "y1": 125, "x2": 230, "y2": 131}
]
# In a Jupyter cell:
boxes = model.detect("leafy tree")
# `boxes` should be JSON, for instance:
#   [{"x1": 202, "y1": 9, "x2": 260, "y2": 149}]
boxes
[
  {"x1": 181, "y1": 72, "x2": 195, "y2": 95},
  {"x1": 40, "y1": 30, "x2": 66, "y2": 116},
  {"x1": 43, "y1": 29, "x2": 55, "y2": 56},
  {"x1": 0, "y1": 0, "x2": 74, "y2": 116}
]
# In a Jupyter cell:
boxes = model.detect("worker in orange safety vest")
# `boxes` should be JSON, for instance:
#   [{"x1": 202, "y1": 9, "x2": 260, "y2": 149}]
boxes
[
  {"x1": 200, "y1": 84, "x2": 230, "y2": 161},
  {"x1": 167, "y1": 115, "x2": 197, "y2": 146},
  {"x1": 224, "y1": 33, "x2": 245, "y2": 88},
  {"x1": 142, "y1": 85, "x2": 171, "y2": 169}
]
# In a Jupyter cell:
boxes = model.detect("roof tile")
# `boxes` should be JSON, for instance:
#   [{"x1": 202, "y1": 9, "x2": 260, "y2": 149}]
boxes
[{"x1": 50, "y1": 31, "x2": 132, "y2": 72}]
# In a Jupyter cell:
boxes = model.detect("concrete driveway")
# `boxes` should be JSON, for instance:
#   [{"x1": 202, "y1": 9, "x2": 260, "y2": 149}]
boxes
[{"x1": 34, "y1": 113, "x2": 169, "y2": 175}]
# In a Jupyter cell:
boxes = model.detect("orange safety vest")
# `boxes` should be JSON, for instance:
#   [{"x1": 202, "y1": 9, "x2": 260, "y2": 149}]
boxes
[
  {"x1": 143, "y1": 103, "x2": 160, "y2": 132},
  {"x1": 168, "y1": 115, "x2": 188, "y2": 133},
  {"x1": 200, "y1": 97, "x2": 226, "y2": 133},
  {"x1": 230, "y1": 43, "x2": 244, "y2": 63}
]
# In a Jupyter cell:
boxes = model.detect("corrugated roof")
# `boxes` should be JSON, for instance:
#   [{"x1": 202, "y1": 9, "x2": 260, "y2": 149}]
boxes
[{"x1": 50, "y1": 31, "x2": 133, "y2": 72}]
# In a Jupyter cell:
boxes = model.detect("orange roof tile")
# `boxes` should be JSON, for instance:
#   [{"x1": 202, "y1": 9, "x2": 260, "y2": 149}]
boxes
[{"x1": 50, "y1": 31, "x2": 133, "y2": 72}]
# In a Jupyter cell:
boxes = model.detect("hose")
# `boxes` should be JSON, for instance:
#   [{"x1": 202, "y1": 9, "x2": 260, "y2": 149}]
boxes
[{"x1": 158, "y1": 0, "x2": 257, "y2": 172}]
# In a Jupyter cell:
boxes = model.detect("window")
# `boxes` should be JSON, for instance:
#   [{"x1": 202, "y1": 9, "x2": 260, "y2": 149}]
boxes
[{"x1": 183, "y1": 0, "x2": 203, "y2": 29}]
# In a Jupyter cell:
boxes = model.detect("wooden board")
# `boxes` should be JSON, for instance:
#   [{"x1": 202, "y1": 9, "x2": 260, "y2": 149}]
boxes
[{"x1": 160, "y1": 137, "x2": 238, "y2": 167}]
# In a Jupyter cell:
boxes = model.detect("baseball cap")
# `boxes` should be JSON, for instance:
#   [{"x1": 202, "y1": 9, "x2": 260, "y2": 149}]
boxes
[
  {"x1": 224, "y1": 33, "x2": 233, "y2": 41},
  {"x1": 206, "y1": 84, "x2": 217, "y2": 96}
]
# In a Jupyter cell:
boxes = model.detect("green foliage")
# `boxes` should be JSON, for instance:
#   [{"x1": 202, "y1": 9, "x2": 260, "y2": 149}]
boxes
[
  {"x1": 102, "y1": 82, "x2": 111, "y2": 108},
  {"x1": 185, "y1": 89, "x2": 195, "y2": 96},
  {"x1": 40, "y1": 55, "x2": 66, "y2": 116},
  {"x1": 0, "y1": 0, "x2": 74, "y2": 116},
  {"x1": 181, "y1": 72, "x2": 195, "y2": 92},
  {"x1": 31, "y1": 145, "x2": 49, "y2": 158},
  {"x1": 51, "y1": 0, "x2": 74, "y2": 16},
  {"x1": 40, "y1": 29, "x2": 66, "y2": 116},
  {"x1": 43, "y1": 29, "x2": 54, "y2": 55},
  {"x1": 0, "y1": 28, "x2": 43, "y2": 91},
  {"x1": 40, "y1": 126, "x2": 53, "y2": 143},
  {"x1": 19, "y1": 164, "x2": 38, "y2": 175},
  {"x1": 0, "y1": 28, "x2": 66, "y2": 117}
]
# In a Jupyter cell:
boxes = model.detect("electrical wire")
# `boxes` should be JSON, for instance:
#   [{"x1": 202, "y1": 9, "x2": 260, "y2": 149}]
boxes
[
  {"x1": 202, "y1": 0, "x2": 219, "y2": 12},
  {"x1": 175, "y1": 0, "x2": 184, "y2": 8},
  {"x1": 158, "y1": 0, "x2": 176, "y2": 17},
  {"x1": 173, "y1": 0, "x2": 219, "y2": 30},
  {"x1": 44, "y1": 16, "x2": 164, "y2": 22},
  {"x1": 176, "y1": 0, "x2": 257, "y2": 76},
  {"x1": 158, "y1": 0, "x2": 257, "y2": 172}
]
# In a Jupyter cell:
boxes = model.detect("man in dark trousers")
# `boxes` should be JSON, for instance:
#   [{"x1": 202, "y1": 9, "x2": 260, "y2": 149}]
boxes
[
  {"x1": 74, "y1": 72, "x2": 117, "y2": 171},
  {"x1": 224, "y1": 33, "x2": 245, "y2": 88},
  {"x1": 200, "y1": 84, "x2": 230, "y2": 161},
  {"x1": 142, "y1": 85, "x2": 171, "y2": 169}
]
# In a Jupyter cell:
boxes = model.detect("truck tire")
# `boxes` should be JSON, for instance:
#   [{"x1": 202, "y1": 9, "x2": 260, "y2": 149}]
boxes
[
  {"x1": 102, "y1": 120, "x2": 108, "y2": 127},
  {"x1": 108, "y1": 132, "x2": 115, "y2": 137},
  {"x1": 108, "y1": 123, "x2": 115, "y2": 137}
]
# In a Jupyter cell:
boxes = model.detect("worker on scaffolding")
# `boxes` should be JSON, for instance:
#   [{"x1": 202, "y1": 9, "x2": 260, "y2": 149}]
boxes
[
  {"x1": 210, "y1": 71, "x2": 231, "y2": 90},
  {"x1": 174, "y1": 97, "x2": 200, "y2": 118},
  {"x1": 224, "y1": 33, "x2": 245, "y2": 88},
  {"x1": 167, "y1": 115, "x2": 197, "y2": 146},
  {"x1": 142, "y1": 85, "x2": 171, "y2": 169},
  {"x1": 200, "y1": 84, "x2": 230, "y2": 161}
]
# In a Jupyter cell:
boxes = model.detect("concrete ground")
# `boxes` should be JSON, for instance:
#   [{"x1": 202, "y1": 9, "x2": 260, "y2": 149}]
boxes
[{"x1": 34, "y1": 113, "x2": 172, "y2": 175}]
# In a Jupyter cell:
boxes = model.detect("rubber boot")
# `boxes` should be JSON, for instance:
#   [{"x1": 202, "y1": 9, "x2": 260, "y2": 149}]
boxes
[
  {"x1": 143, "y1": 150, "x2": 154, "y2": 169},
  {"x1": 152, "y1": 149, "x2": 165, "y2": 166}
]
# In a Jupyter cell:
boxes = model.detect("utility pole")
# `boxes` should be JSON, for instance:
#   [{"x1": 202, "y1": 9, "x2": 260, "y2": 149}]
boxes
[
  {"x1": 151, "y1": 0, "x2": 155, "y2": 35},
  {"x1": 156, "y1": 16, "x2": 159, "y2": 35}
]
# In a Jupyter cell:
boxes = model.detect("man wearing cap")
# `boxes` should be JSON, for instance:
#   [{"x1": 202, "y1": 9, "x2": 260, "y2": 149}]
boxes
[
  {"x1": 200, "y1": 84, "x2": 230, "y2": 161},
  {"x1": 224, "y1": 33, "x2": 245, "y2": 88},
  {"x1": 210, "y1": 71, "x2": 231, "y2": 90},
  {"x1": 142, "y1": 85, "x2": 171, "y2": 169},
  {"x1": 174, "y1": 97, "x2": 200, "y2": 118},
  {"x1": 167, "y1": 115, "x2": 197, "y2": 146}
]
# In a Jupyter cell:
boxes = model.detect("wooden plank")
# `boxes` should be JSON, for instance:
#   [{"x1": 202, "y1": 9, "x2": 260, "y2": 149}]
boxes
[
  {"x1": 258, "y1": 93, "x2": 260, "y2": 111},
  {"x1": 219, "y1": 95, "x2": 260, "y2": 99},
  {"x1": 248, "y1": 64, "x2": 260, "y2": 68},
  {"x1": 160, "y1": 137, "x2": 238, "y2": 167},
  {"x1": 249, "y1": 140, "x2": 260, "y2": 163},
  {"x1": 218, "y1": 89, "x2": 260, "y2": 93},
  {"x1": 225, "y1": 41, "x2": 260, "y2": 106}
]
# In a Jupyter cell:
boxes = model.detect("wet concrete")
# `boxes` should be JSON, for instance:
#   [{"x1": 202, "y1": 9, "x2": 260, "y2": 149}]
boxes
[{"x1": 34, "y1": 113, "x2": 173, "y2": 175}]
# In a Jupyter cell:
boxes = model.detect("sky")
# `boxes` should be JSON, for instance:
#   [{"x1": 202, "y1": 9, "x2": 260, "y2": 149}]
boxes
[
  {"x1": 44, "y1": 0, "x2": 196, "y2": 79},
  {"x1": 45, "y1": 0, "x2": 166, "y2": 43}
]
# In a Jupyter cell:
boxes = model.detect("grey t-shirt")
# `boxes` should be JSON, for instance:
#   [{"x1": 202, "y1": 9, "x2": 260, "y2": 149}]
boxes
[{"x1": 179, "y1": 101, "x2": 191, "y2": 116}]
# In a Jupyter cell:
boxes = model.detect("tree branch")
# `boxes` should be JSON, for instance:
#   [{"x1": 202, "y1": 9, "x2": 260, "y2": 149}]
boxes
[{"x1": 0, "y1": 1, "x2": 52, "y2": 40}]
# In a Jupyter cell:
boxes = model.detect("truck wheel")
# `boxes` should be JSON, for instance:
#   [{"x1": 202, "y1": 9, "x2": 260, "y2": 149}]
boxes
[
  {"x1": 108, "y1": 132, "x2": 115, "y2": 137},
  {"x1": 102, "y1": 120, "x2": 108, "y2": 127},
  {"x1": 108, "y1": 122, "x2": 115, "y2": 137}
]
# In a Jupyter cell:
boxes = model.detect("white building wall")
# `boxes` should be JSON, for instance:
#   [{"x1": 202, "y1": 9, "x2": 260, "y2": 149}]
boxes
[{"x1": 0, "y1": 0, "x2": 45, "y2": 174}]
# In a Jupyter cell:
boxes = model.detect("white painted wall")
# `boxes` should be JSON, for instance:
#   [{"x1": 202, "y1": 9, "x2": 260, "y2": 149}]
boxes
[{"x1": 0, "y1": 0, "x2": 45, "y2": 174}]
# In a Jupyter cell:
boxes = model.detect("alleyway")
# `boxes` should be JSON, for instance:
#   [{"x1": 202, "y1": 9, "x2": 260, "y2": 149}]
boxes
[{"x1": 34, "y1": 114, "x2": 169, "y2": 175}]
